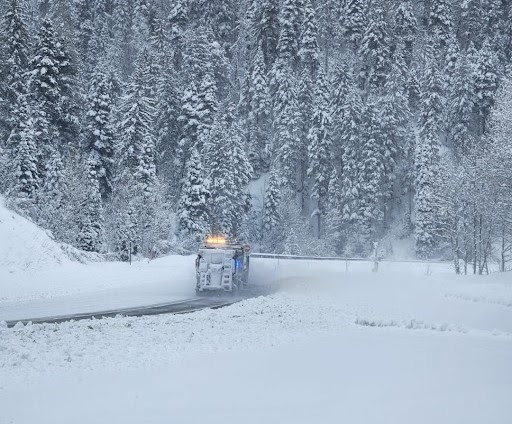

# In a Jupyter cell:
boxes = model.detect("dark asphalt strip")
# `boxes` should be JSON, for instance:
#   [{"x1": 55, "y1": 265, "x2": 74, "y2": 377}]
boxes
[{"x1": 4, "y1": 296, "x2": 246, "y2": 328}]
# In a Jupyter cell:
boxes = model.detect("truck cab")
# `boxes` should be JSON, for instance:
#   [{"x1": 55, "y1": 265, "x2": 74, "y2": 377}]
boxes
[{"x1": 195, "y1": 238, "x2": 250, "y2": 294}]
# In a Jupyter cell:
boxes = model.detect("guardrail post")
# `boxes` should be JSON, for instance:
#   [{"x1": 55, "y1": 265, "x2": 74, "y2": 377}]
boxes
[{"x1": 372, "y1": 241, "x2": 379, "y2": 273}]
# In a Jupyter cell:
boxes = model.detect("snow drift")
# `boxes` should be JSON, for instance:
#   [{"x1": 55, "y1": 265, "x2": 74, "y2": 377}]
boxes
[{"x1": 0, "y1": 195, "x2": 70, "y2": 272}]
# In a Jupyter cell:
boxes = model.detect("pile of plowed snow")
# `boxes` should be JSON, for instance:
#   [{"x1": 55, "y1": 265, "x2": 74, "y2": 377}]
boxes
[{"x1": 0, "y1": 196, "x2": 70, "y2": 272}]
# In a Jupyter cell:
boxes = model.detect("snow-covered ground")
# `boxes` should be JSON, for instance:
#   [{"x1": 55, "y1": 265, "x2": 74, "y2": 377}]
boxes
[
  {"x1": 1, "y1": 257, "x2": 511, "y2": 424},
  {"x1": 0, "y1": 255, "x2": 197, "y2": 321},
  {"x1": 0, "y1": 195, "x2": 70, "y2": 272},
  {"x1": 0, "y1": 196, "x2": 197, "y2": 321}
]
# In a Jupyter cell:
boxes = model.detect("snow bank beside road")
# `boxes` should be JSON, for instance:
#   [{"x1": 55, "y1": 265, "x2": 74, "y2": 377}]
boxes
[
  {"x1": 0, "y1": 197, "x2": 195, "y2": 313},
  {"x1": 0, "y1": 255, "x2": 196, "y2": 319},
  {"x1": 0, "y1": 195, "x2": 69, "y2": 272}
]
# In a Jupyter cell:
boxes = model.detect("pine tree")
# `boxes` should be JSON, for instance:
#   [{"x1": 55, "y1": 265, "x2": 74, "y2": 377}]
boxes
[
  {"x1": 263, "y1": 163, "x2": 282, "y2": 248},
  {"x1": 330, "y1": 59, "x2": 354, "y2": 168},
  {"x1": 428, "y1": 0, "x2": 453, "y2": 47},
  {"x1": 28, "y1": 18, "x2": 74, "y2": 222},
  {"x1": 460, "y1": 0, "x2": 485, "y2": 48},
  {"x1": 415, "y1": 46, "x2": 444, "y2": 258},
  {"x1": 85, "y1": 71, "x2": 114, "y2": 200},
  {"x1": 446, "y1": 50, "x2": 477, "y2": 155},
  {"x1": 325, "y1": 167, "x2": 343, "y2": 252},
  {"x1": 342, "y1": 0, "x2": 367, "y2": 49},
  {"x1": 182, "y1": 28, "x2": 229, "y2": 92},
  {"x1": 133, "y1": 0, "x2": 152, "y2": 48},
  {"x1": 378, "y1": 49, "x2": 410, "y2": 187},
  {"x1": 177, "y1": 82, "x2": 201, "y2": 179},
  {"x1": 155, "y1": 56, "x2": 181, "y2": 195},
  {"x1": 297, "y1": 68, "x2": 314, "y2": 211},
  {"x1": 277, "y1": 0, "x2": 300, "y2": 62},
  {"x1": 76, "y1": 165, "x2": 103, "y2": 252},
  {"x1": 0, "y1": 0, "x2": 30, "y2": 140},
  {"x1": 247, "y1": 44, "x2": 272, "y2": 174},
  {"x1": 299, "y1": 0, "x2": 319, "y2": 77},
  {"x1": 357, "y1": 100, "x2": 386, "y2": 241},
  {"x1": 112, "y1": 0, "x2": 135, "y2": 79},
  {"x1": 307, "y1": 69, "x2": 332, "y2": 235},
  {"x1": 169, "y1": 0, "x2": 188, "y2": 36},
  {"x1": 7, "y1": 93, "x2": 39, "y2": 200},
  {"x1": 203, "y1": 115, "x2": 252, "y2": 237},
  {"x1": 359, "y1": 8, "x2": 391, "y2": 92},
  {"x1": 117, "y1": 50, "x2": 156, "y2": 181},
  {"x1": 178, "y1": 147, "x2": 210, "y2": 236},
  {"x1": 196, "y1": 72, "x2": 218, "y2": 142},
  {"x1": 273, "y1": 59, "x2": 300, "y2": 190},
  {"x1": 116, "y1": 49, "x2": 157, "y2": 254},
  {"x1": 75, "y1": 0, "x2": 95, "y2": 75},
  {"x1": 248, "y1": 0, "x2": 280, "y2": 69},
  {"x1": 29, "y1": 17, "x2": 80, "y2": 158},
  {"x1": 474, "y1": 39, "x2": 499, "y2": 134},
  {"x1": 394, "y1": 0, "x2": 417, "y2": 64},
  {"x1": 189, "y1": 0, "x2": 238, "y2": 50},
  {"x1": 28, "y1": 18, "x2": 62, "y2": 144},
  {"x1": 168, "y1": 0, "x2": 188, "y2": 71},
  {"x1": 339, "y1": 83, "x2": 363, "y2": 227}
]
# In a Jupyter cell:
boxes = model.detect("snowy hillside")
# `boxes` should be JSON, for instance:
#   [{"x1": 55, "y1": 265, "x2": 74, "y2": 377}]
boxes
[
  {"x1": 0, "y1": 195, "x2": 70, "y2": 272},
  {"x1": 0, "y1": 196, "x2": 195, "y2": 307}
]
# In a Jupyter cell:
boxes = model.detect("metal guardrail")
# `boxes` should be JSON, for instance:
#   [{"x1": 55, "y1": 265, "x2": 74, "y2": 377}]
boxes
[{"x1": 250, "y1": 253, "x2": 451, "y2": 264}]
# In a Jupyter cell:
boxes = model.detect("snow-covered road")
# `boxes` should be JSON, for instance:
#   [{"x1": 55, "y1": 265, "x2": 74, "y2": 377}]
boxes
[
  {"x1": 1, "y1": 258, "x2": 511, "y2": 424},
  {"x1": 0, "y1": 255, "x2": 197, "y2": 321}
]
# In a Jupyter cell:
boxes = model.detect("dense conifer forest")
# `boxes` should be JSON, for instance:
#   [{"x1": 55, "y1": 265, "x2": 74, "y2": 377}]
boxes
[{"x1": 1, "y1": 0, "x2": 512, "y2": 271}]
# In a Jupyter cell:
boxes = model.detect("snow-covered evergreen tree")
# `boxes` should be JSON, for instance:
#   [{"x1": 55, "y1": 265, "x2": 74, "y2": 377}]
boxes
[
  {"x1": 273, "y1": 59, "x2": 299, "y2": 190},
  {"x1": 196, "y1": 72, "x2": 218, "y2": 142},
  {"x1": 339, "y1": 82, "x2": 363, "y2": 227},
  {"x1": 299, "y1": 0, "x2": 319, "y2": 77},
  {"x1": 115, "y1": 48, "x2": 157, "y2": 256},
  {"x1": 276, "y1": 0, "x2": 300, "y2": 63},
  {"x1": 0, "y1": 0, "x2": 30, "y2": 142},
  {"x1": 76, "y1": 164, "x2": 103, "y2": 252},
  {"x1": 178, "y1": 147, "x2": 210, "y2": 237},
  {"x1": 248, "y1": 0, "x2": 280, "y2": 69},
  {"x1": 246, "y1": 43, "x2": 272, "y2": 174},
  {"x1": 428, "y1": 0, "x2": 453, "y2": 47},
  {"x1": 446, "y1": 49, "x2": 477, "y2": 155},
  {"x1": 357, "y1": 100, "x2": 387, "y2": 242},
  {"x1": 307, "y1": 69, "x2": 331, "y2": 235},
  {"x1": 415, "y1": 46, "x2": 444, "y2": 258},
  {"x1": 177, "y1": 82, "x2": 201, "y2": 179},
  {"x1": 85, "y1": 71, "x2": 114, "y2": 200},
  {"x1": 28, "y1": 17, "x2": 78, "y2": 227},
  {"x1": 7, "y1": 93, "x2": 39, "y2": 201},
  {"x1": 155, "y1": 59, "x2": 181, "y2": 197},
  {"x1": 359, "y1": 8, "x2": 391, "y2": 92},
  {"x1": 203, "y1": 114, "x2": 252, "y2": 237},
  {"x1": 394, "y1": 0, "x2": 416, "y2": 64},
  {"x1": 168, "y1": 0, "x2": 188, "y2": 71},
  {"x1": 342, "y1": 0, "x2": 367, "y2": 49},
  {"x1": 474, "y1": 40, "x2": 499, "y2": 134},
  {"x1": 330, "y1": 59, "x2": 353, "y2": 167},
  {"x1": 263, "y1": 163, "x2": 282, "y2": 250},
  {"x1": 296, "y1": 68, "x2": 314, "y2": 211},
  {"x1": 117, "y1": 49, "x2": 156, "y2": 186}
]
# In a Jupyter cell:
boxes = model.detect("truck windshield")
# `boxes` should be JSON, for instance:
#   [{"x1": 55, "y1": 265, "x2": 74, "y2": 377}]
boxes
[{"x1": 210, "y1": 253, "x2": 224, "y2": 264}]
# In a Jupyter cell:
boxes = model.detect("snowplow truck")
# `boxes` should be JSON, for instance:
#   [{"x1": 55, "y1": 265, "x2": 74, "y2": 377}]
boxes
[{"x1": 195, "y1": 237, "x2": 250, "y2": 294}]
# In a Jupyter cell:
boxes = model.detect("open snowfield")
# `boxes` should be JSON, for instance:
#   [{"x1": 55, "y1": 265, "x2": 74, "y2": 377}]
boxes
[{"x1": 1, "y1": 257, "x2": 512, "y2": 424}]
